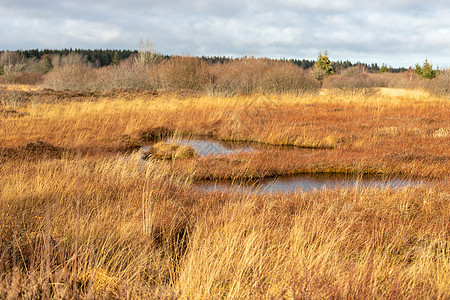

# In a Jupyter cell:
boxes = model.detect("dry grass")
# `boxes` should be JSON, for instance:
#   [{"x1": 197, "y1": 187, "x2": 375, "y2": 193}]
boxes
[
  {"x1": 144, "y1": 142, "x2": 198, "y2": 160},
  {"x1": 0, "y1": 156, "x2": 448, "y2": 298},
  {"x1": 0, "y1": 84, "x2": 41, "y2": 92},
  {"x1": 1, "y1": 89, "x2": 447, "y2": 177},
  {"x1": 0, "y1": 87, "x2": 449, "y2": 298},
  {"x1": 379, "y1": 88, "x2": 430, "y2": 98}
]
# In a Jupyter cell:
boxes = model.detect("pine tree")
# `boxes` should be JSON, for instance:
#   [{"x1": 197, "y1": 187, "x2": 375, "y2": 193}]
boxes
[
  {"x1": 111, "y1": 51, "x2": 120, "y2": 65},
  {"x1": 379, "y1": 63, "x2": 388, "y2": 73},
  {"x1": 420, "y1": 59, "x2": 438, "y2": 79},
  {"x1": 414, "y1": 59, "x2": 438, "y2": 79},
  {"x1": 42, "y1": 55, "x2": 53, "y2": 74},
  {"x1": 312, "y1": 50, "x2": 334, "y2": 81}
]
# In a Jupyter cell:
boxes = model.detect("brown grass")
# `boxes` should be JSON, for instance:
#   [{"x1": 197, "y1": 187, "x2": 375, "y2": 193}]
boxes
[
  {"x1": 0, "y1": 156, "x2": 448, "y2": 298},
  {"x1": 1, "y1": 90, "x2": 447, "y2": 177},
  {"x1": 144, "y1": 141, "x2": 198, "y2": 160},
  {"x1": 0, "y1": 87, "x2": 449, "y2": 298}
]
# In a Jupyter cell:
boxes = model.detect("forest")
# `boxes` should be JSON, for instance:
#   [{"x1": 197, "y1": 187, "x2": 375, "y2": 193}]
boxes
[{"x1": 1, "y1": 49, "x2": 406, "y2": 72}]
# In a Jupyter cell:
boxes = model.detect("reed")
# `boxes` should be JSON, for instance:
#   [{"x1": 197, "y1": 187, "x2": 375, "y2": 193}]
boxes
[{"x1": 0, "y1": 87, "x2": 448, "y2": 298}]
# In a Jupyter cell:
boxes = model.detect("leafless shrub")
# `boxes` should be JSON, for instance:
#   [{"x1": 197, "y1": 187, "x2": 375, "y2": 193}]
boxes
[
  {"x1": 0, "y1": 51, "x2": 25, "y2": 83},
  {"x1": 13, "y1": 73, "x2": 44, "y2": 85},
  {"x1": 41, "y1": 65, "x2": 94, "y2": 91},
  {"x1": 0, "y1": 90, "x2": 27, "y2": 108},
  {"x1": 262, "y1": 61, "x2": 319, "y2": 94},
  {"x1": 323, "y1": 65, "x2": 383, "y2": 94},
  {"x1": 376, "y1": 70, "x2": 421, "y2": 89},
  {"x1": 207, "y1": 58, "x2": 319, "y2": 96},
  {"x1": 207, "y1": 58, "x2": 267, "y2": 95},
  {"x1": 90, "y1": 58, "x2": 150, "y2": 91},
  {"x1": 148, "y1": 56, "x2": 212, "y2": 90},
  {"x1": 423, "y1": 69, "x2": 450, "y2": 98},
  {"x1": 41, "y1": 55, "x2": 152, "y2": 92}
]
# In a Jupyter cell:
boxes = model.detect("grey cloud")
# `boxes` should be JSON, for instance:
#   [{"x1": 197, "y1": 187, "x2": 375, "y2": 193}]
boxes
[{"x1": 0, "y1": 0, "x2": 449, "y2": 67}]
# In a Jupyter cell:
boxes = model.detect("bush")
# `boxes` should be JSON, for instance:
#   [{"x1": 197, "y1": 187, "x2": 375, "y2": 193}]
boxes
[
  {"x1": 424, "y1": 69, "x2": 450, "y2": 97},
  {"x1": 207, "y1": 58, "x2": 268, "y2": 95},
  {"x1": 12, "y1": 73, "x2": 44, "y2": 85},
  {"x1": 41, "y1": 65, "x2": 94, "y2": 91},
  {"x1": 375, "y1": 70, "x2": 421, "y2": 89},
  {"x1": 261, "y1": 61, "x2": 320, "y2": 94},
  {"x1": 41, "y1": 57, "x2": 151, "y2": 92},
  {"x1": 148, "y1": 56, "x2": 212, "y2": 90},
  {"x1": 323, "y1": 65, "x2": 382, "y2": 93},
  {"x1": 90, "y1": 58, "x2": 150, "y2": 91},
  {"x1": 207, "y1": 58, "x2": 319, "y2": 95}
]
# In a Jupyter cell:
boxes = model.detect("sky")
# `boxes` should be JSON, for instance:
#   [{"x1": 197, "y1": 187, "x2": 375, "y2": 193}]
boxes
[{"x1": 1, "y1": 0, "x2": 449, "y2": 68}]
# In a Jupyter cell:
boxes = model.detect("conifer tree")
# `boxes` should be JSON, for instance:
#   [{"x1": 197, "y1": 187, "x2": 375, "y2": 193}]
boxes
[
  {"x1": 42, "y1": 55, "x2": 53, "y2": 73},
  {"x1": 111, "y1": 51, "x2": 120, "y2": 65},
  {"x1": 312, "y1": 50, "x2": 334, "y2": 81},
  {"x1": 379, "y1": 63, "x2": 388, "y2": 73},
  {"x1": 414, "y1": 59, "x2": 438, "y2": 79}
]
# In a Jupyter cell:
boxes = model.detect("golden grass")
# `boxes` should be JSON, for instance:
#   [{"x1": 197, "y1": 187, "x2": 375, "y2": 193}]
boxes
[
  {"x1": 1, "y1": 90, "x2": 447, "y2": 177},
  {"x1": 0, "y1": 156, "x2": 448, "y2": 298},
  {"x1": 0, "y1": 88, "x2": 449, "y2": 298},
  {"x1": 0, "y1": 83, "x2": 41, "y2": 92},
  {"x1": 144, "y1": 141, "x2": 198, "y2": 160},
  {"x1": 379, "y1": 88, "x2": 430, "y2": 99}
]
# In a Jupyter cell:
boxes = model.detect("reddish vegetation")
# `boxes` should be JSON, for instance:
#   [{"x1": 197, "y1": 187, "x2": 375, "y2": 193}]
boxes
[{"x1": 0, "y1": 87, "x2": 448, "y2": 298}]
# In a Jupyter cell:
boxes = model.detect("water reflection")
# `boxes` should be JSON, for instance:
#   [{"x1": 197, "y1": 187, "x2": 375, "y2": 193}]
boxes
[
  {"x1": 164, "y1": 137, "x2": 256, "y2": 156},
  {"x1": 137, "y1": 137, "x2": 427, "y2": 194},
  {"x1": 196, "y1": 173, "x2": 424, "y2": 194}
]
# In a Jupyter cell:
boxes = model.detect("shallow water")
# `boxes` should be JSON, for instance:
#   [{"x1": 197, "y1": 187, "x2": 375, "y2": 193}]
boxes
[
  {"x1": 139, "y1": 137, "x2": 426, "y2": 194},
  {"x1": 164, "y1": 137, "x2": 256, "y2": 156},
  {"x1": 195, "y1": 173, "x2": 424, "y2": 194}
]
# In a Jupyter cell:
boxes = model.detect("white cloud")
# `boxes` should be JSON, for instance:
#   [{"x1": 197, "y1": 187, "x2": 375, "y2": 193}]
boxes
[{"x1": 62, "y1": 20, "x2": 121, "y2": 44}]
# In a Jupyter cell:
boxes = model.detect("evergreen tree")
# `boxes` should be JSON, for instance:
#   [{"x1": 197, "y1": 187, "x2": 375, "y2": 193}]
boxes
[
  {"x1": 379, "y1": 63, "x2": 388, "y2": 73},
  {"x1": 312, "y1": 50, "x2": 334, "y2": 81},
  {"x1": 111, "y1": 51, "x2": 120, "y2": 65},
  {"x1": 415, "y1": 59, "x2": 438, "y2": 79},
  {"x1": 42, "y1": 55, "x2": 53, "y2": 73}
]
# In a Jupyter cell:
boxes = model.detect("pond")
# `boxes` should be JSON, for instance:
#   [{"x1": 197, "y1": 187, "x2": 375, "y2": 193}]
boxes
[
  {"x1": 164, "y1": 137, "x2": 256, "y2": 156},
  {"x1": 140, "y1": 137, "x2": 426, "y2": 194},
  {"x1": 195, "y1": 173, "x2": 425, "y2": 194}
]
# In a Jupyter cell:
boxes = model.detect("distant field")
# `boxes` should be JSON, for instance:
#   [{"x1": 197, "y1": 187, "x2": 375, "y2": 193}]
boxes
[{"x1": 0, "y1": 86, "x2": 448, "y2": 298}]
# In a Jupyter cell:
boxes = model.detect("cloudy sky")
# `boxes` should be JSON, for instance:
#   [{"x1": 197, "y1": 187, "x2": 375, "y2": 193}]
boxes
[{"x1": 1, "y1": 0, "x2": 449, "y2": 67}]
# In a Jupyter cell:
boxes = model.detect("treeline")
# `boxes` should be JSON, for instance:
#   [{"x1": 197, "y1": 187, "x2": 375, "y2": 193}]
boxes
[
  {"x1": 9, "y1": 49, "x2": 138, "y2": 67},
  {"x1": 4, "y1": 49, "x2": 408, "y2": 73},
  {"x1": 200, "y1": 57, "x2": 407, "y2": 73}
]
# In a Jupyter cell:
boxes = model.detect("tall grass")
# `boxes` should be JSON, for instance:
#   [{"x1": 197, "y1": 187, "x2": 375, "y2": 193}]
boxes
[
  {"x1": 1, "y1": 91, "x2": 448, "y2": 177},
  {"x1": 0, "y1": 155, "x2": 448, "y2": 298},
  {"x1": 0, "y1": 88, "x2": 449, "y2": 298}
]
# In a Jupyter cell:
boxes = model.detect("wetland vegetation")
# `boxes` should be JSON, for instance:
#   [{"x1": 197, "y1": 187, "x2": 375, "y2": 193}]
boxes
[{"x1": 0, "y1": 52, "x2": 449, "y2": 298}]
